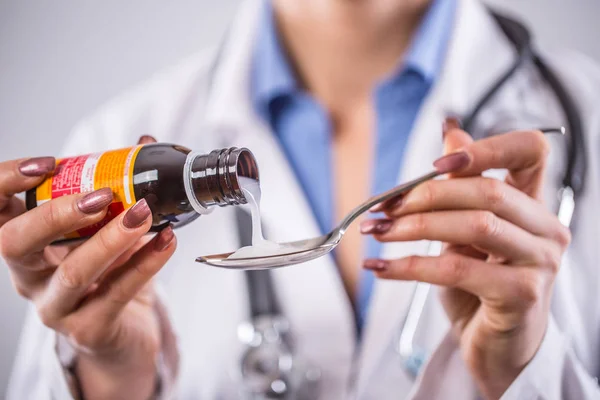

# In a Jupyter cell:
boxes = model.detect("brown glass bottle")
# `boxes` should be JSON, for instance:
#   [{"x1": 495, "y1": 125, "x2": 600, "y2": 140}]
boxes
[{"x1": 26, "y1": 143, "x2": 259, "y2": 243}]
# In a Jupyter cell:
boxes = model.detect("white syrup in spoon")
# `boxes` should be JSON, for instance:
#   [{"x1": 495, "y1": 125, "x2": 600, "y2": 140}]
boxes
[{"x1": 228, "y1": 177, "x2": 282, "y2": 259}]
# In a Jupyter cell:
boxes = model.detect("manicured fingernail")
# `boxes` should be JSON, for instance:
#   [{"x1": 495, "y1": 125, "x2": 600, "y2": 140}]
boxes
[
  {"x1": 123, "y1": 199, "x2": 151, "y2": 229},
  {"x1": 154, "y1": 226, "x2": 174, "y2": 251},
  {"x1": 360, "y1": 219, "x2": 393, "y2": 235},
  {"x1": 370, "y1": 195, "x2": 403, "y2": 213},
  {"x1": 442, "y1": 116, "x2": 462, "y2": 139},
  {"x1": 387, "y1": 196, "x2": 404, "y2": 211},
  {"x1": 137, "y1": 135, "x2": 157, "y2": 144},
  {"x1": 18, "y1": 157, "x2": 55, "y2": 177},
  {"x1": 363, "y1": 259, "x2": 388, "y2": 272},
  {"x1": 77, "y1": 188, "x2": 114, "y2": 214},
  {"x1": 433, "y1": 151, "x2": 470, "y2": 174},
  {"x1": 370, "y1": 203, "x2": 384, "y2": 213}
]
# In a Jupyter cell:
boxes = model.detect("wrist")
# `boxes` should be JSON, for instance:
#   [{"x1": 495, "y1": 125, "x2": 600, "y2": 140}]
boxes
[
  {"x1": 467, "y1": 324, "x2": 547, "y2": 399},
  {"x1": 75, "y1": 350, "x2": 159, "y2": 400}
]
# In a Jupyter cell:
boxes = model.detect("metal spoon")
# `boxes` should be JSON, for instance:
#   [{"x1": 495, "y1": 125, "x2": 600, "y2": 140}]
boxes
[
  {"x1": 196, "y1": 126, "x2": 565, "y2": 270},
  {"x1": 196, "y1": 169, "x2": 441, "y2": 270}
]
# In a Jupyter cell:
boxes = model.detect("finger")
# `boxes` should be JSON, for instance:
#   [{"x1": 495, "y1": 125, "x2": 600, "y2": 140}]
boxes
[
  {"x1": 371, "y1": 120, "x2": 473, "y2": 213},
  {"x1": 58, "y1": 228, "x2": 175, "y2": 351},
  {"x1": 38, "y1": 199, "x2": 153, "y2": 321},
  {"x1": 361, "y1": 210, "x2": 549, "y2": 263},
  {"x1": 81, "y1": 227, "x2": 176, "y2": 322},
  {"x1": 363, "y1": 254, "x2": 544, "y2": 308},
  {"x1": 443, "y1": 118, "x2": 473, "y2": 155},
  {"x1": 0, "y1": 196, "x2": 26, "y2": 227},
  {"x1": 137, "y1": 135, "x2": 157, "y2": 144},
  {"x1": 95, "y1": 235, "x2": 154, "y2": 283},
  {"x1": 445, "y1": 243, "x2": 488, "y2": 260},
  {"x1": 370, "y1": 152, "x2": 471, "y2": 213},
  {"x1": 456, "y1": 130, "x2": 549, "y2": 175},
  {"x1": 383, "y1": 177, "x2": 565, "y2": 242},
  {"x1": 0, "y1": 188, "x2": 114, "y2": 264},
  {"x1": 436, "y1": 130, "x2": 550, "y2": 198},
  {"x1": 0, "y1": 157, "x2": 55, "y2": 210}
]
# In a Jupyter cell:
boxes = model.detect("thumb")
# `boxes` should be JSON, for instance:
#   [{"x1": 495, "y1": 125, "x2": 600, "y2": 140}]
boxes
[
  {"x1": 443, "y1": 117, "x2": 473, "y2": 154},
  {"x1": 137, "y1": 135, "x2": 157, "y2": 145}
]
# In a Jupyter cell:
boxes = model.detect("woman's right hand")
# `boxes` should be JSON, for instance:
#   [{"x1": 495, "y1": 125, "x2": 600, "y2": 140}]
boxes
[{"x1": 0, "y1": 139, "x2": 177, "y2": 400}]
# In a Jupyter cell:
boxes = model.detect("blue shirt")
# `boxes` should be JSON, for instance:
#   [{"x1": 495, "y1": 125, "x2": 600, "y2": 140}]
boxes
[{"x1": 251, "y1": 0, "x2": 456, "y2": 333}]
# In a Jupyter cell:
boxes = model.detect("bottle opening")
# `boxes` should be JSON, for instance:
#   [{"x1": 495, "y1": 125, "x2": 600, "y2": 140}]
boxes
[
  {"x1": 229, "y1": 148, "x2": 260, "y2": 203},
  {"x1": 186, "y1": 147, "x2": 260, "y2": 213}
]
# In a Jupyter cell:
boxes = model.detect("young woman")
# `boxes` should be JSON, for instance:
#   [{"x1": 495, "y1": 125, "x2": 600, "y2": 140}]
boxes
[{"x1": 4, "y1": 0, "x2": 600, "y2": 398}]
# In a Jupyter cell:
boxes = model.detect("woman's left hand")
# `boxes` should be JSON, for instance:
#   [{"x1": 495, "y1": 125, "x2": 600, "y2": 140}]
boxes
[{"x1": 360, "y1": 120, "x2": 571, "y2": 400}]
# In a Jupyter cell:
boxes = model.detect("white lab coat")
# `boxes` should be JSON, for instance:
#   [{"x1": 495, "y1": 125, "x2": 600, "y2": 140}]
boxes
[{"x1": 6, "y1": 0, "x2": 600, "y2": 398}]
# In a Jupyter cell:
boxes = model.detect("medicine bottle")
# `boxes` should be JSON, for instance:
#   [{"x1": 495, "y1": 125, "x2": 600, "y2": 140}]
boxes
[{"x1": 26, "y1": 144, "x2": 259, "y2": 243}]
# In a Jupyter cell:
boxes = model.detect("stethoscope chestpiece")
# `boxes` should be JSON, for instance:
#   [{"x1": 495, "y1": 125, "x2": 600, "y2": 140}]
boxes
[{"x1": 237, "y1": 315, "x2": 321, "y2": 399}]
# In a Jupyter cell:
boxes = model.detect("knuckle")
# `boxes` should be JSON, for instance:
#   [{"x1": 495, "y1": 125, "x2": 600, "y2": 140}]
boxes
[
  {"x1": 41, "y1": 200, "x2": 60, "y2": 229},
  {"x1": 67, "y1": 323, "x2": 100, "y2": 349},
  {"x1": 444, "y1": 254, "x2": 469, "y2": 286},
  {"x1": 95, "y1": 227, "x2": 120, "y2": 253},
  {"x1": 12, "y1": 279, "x2": 32, "y2": 299},
  {"x1": 56, "y1": 262, "x2": 85, "y2": 290},
  {"x1": 107, "y1": 280, "x2": 130, "y2": 306},
  {"x1": 487, "y1": 139, "x2": 504, "y2": 166},
  {"x1": 36, "y1": 301, "x2": 59, "y2": 329},
  {"x1": 514, "y1": 271, "x2": 545, "y2": 307},
  {"x1": 420, "y1": 181, "x2": 437, "y2": 206},
  {"x1": 539, "y1": 245, "x2": 562, "y2": 274},
  {"x1": 556, "y1": 225, "x2": 572, "y2": 249},
  {"x1": 40, "y1": 198, "x2": 79, "y2": 232},
  {"x1": 402, "y1": 255, "x2": 420, "y2": 277},
  {"x1": 471, "y1": 211, "x2": 499, "y2": 237},
  {"x1": 481, "y1": 178, "x2": 506, "y2": 209},
  {"x1": 132, "y1": 258, "x2": 158, "y2": 278},
  {"x1": 413, "y1": 213, "x2": 429, "y2": 236}
]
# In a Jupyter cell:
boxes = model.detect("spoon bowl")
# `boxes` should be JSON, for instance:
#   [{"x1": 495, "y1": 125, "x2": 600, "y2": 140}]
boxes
[{"x1": 196, "y1": 237, "x2": 336, "y2": 269}]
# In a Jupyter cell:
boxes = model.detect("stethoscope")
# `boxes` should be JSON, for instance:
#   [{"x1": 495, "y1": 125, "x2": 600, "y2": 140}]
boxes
[{"x1": 215, "y1": 8, "x2": 588, "y2": 400}]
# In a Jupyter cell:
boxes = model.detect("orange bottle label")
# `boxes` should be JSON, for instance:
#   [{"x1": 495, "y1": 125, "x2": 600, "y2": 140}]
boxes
[{"x1": 36, "y1": 146, "x2": 143, "y2": 239}]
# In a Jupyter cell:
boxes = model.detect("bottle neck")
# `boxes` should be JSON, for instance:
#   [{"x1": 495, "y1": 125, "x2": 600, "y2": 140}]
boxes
[{"x1": 183, "y1": 147, "x2": 259, "y2": 214}]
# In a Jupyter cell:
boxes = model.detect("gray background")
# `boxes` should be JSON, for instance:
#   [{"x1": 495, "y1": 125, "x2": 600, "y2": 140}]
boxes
[{"x1": 0, "y1": 0, "x2": 598, "y2": 395}]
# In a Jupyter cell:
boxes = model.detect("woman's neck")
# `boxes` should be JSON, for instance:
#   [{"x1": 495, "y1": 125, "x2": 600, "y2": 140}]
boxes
[{"x1": 272, "y1": 0, "x2": 431, "y2": 112}]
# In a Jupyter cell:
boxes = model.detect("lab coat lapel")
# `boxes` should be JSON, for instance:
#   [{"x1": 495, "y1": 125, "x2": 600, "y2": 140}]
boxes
[
  {"x1": 355, "y1": 0, "x2": 517, "y2": 394},
  {"x1": 200, "y1": 0, "x2": 357, "y2": 392}
]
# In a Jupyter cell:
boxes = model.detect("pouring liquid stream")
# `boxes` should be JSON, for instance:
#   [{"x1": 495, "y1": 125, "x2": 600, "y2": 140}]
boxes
[{"x1": 229, "y1": 177, "x2": 283, "y2": 259}]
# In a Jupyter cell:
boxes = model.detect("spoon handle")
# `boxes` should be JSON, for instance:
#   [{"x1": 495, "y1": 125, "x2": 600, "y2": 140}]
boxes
[{"x1": 336, "y1": 170, "x2": 441, "y2": 234}]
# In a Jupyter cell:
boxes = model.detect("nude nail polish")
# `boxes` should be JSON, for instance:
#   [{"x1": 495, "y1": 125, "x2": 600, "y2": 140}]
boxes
[
  {"x1": 18, "y1": 157, "x2": 55, "y2": 177},
  {"x1": 154, "y1": 226, "x2": 175, "y2": 251},
  {"x1": 387, "y1": 196, "x2": 404, "y2": 211},
  {"x1": 123, "y1": 199, "x2": 151, "y2": 229},
  {"x1": 360, "y1": 219, "x2": 393, "y2": 235},
  {"x1": 370, "y1": 194, "x2": 403, "y2": 213},
  {"x1": 363, "y1": 259, "x2": 388, "y2": 272},
  {"x1": 77, "y1": 188, "x2": 113, "y2": 214},
  {"x1": 433, "y1": 151, "x2": 471, "y2": 174}
]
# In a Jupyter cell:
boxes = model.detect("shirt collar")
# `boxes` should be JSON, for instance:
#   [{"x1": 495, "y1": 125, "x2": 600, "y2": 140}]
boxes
[
  {"x1": 251, "y1": 0, "x2": 456, "y2": 117},
  {"x1": 402, "y1": 0, "x2": 456, "y2": 83},
  {"x1": 251, "y1": 1, "x2": 297, "y2": 119}
]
